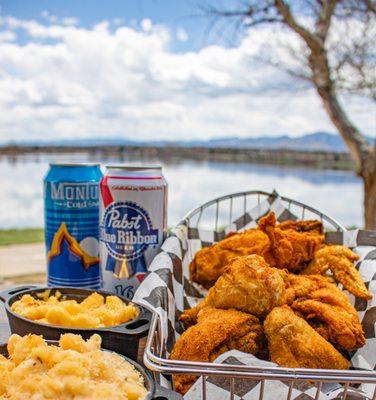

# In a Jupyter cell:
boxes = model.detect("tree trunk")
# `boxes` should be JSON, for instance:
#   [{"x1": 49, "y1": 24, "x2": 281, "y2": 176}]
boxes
[
  {"x1": 315, "y1": 87, "x2": 375, "y2": 229},
  {"x1": 362, "y1": 152, "x2": 376, "y2": 230},
  {"x1": 316, "y1": 87, "x2": 369, "y2": 173}
]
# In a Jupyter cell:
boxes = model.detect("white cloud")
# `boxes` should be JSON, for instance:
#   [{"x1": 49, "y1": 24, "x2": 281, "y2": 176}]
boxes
[
  {"x1": 112, "y1": 18, "x2": 124, "y2": 26},
  {"x1": 0, "y1": 30, "x2": 15, "y2": 42},
  {"x1": 0, "y1": 16, "x2": 373, "y2": 144},
  {"x1": 176, "y1": 27, "x2": 188, "y2": 42},
  {"x1": 41, "y1": 11, "x2": 78, "y2": 27},
  {"x1": 140, "y1": 18, "x2": 152, "y2": 32},
  {"x1": 61, "y1": 17, "x2": 79, "y2": 26},
  {"x1": 40, "y1": 10, "x2": 57, "y2": 23}
]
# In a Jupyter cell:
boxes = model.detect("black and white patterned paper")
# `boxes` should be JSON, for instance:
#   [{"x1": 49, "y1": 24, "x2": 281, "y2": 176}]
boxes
[{"x1": 134, "y1": 193, "x2": 376, "y2": 399}]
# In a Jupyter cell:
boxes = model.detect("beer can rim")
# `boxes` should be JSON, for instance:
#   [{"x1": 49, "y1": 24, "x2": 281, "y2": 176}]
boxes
[
  {"x1": 49, "y1": 162, "x2": 101, "y2": 167},
  {"x1": 106, "y1": 164, "x2": 162, "y2": 171}
]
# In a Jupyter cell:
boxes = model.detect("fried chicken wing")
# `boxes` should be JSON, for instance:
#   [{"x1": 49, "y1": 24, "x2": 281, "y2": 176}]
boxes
[
  {"x1": 189, "y1": 229, "x2": 270, "y2": 288},
  {"x1": 258, "y1": 212, "x2": 324, "y2": 272},
  {"x1": 181, "y1": 255, "x2": 287, "y2": 326},
  {"x1": 302, "y1": 245, "x2": 372, "y2": 300},
  {"x1": 284, "y1": 274, "x2": 355, "y2": 312},
  {"x1": 292, "y1": 299, "x2": 365, "y2": 350},
  {"x1": 171, "y1": 308, "x2": 264, "y2": 395},
  {"x1": 276, "y1": 273, "x2": 365, "y2": 350},
  {"x1": 264, "y1": 306, "x2": 350, "y2": 370}
]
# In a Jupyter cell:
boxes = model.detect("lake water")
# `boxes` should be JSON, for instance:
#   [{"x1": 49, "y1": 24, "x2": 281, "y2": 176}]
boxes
[{"x1": 0, "y1": 152, "x2": 363, "y2": 229}]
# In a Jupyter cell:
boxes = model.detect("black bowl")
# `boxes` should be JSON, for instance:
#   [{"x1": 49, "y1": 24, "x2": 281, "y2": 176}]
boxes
[
  {"x1": 0, "y1": 285, "x2": 151, "y2": 360},
  {"x1": 0, "y1": 339, "x2": 182, "y2": 400}
]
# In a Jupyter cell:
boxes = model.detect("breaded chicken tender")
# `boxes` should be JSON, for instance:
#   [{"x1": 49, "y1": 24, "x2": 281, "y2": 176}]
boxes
[
  {"x1": 292, "y1": 299, "x2": 365, "y2": 350},
  {"x1": 258, "y1": 212, "x2": 324, "y2": 272},
  {"x1": 181, "y1": 255, "x2": 286, "y2": 326},
  {"x1": 283, "y1": 273, "x2": 356, "y2": 314},
  {"x1": 283, "y1": 273, "x2": 365, "y2": 350},
  {"x1": 264, "y1": 306, "x2": 350, "y2": 370},
  {"x1": 190, "y1": 229, "x2": 270, "y2": 288},
  {"x1": 302, "y1": 245, "x2": 372, "y2": 300},
  {"x1": 171, "y1": 308, "x2": 264, "y2": 395}
]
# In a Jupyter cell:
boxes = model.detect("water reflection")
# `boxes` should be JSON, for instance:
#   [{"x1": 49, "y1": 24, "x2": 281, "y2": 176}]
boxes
[{"x1": 0, "y1": 153, "x2": 362, "y2": 229}]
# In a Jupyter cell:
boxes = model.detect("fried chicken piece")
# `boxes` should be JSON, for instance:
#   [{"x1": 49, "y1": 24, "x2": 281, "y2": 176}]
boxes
[
  {"x1": 283, "y1": 273, "x2": 356, "y2": 312},
  {"x1": 189, "y1": 229, "x2": 270, "y2": 288},
  {"x1": 181, "y1": 255, "x2": 287, "y2": 326},
  {"x1": 292, "y1": 298, "x2": 365, "y2": 350},
  {"x1": 281, "y1": 273, "x2": 365, "y2": 350},
  {"x1": 307, "y1": 320, "x2": 331, "y2": 341},
  {"x1": 302, "y1": 245, "x2": 372, "y2": 300},
  {"x1": 171, "y1": 308, "x2": 264, "y2": 395},
  {"x1": 278, "y1": 219, "x2": 323, "y2": 233},
  {"x1": 264, "y1": 306, "x2": 350, "y2": 370},
  {"x1": 258, "y1": 212, "x2": 324, "y2": 272}
]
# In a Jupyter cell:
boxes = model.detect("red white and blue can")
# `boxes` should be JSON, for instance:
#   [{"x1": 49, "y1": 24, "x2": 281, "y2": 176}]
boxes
[
  {"x1": 99, "y1": 165, "x2": 168, "y2": 299},
  {"x1": 44, "y1": 163, "x2": 103, "y2": 289}
]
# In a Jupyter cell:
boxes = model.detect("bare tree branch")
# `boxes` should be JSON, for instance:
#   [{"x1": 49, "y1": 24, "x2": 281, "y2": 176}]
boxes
[
  {"x1": 200, "y1": 1, "x2": 284, "y2": 27},
  {"x1": 274, "y1": 0, "x2": 322, "y2": 49},
  {"x1": 315, "y1": 0, "x2": 337, "y2": 39}
]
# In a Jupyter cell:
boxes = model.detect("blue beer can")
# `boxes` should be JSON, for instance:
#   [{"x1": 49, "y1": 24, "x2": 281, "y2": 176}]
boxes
[{"x1": 44, "y1": 163, "x2": 103, "y2": 288}]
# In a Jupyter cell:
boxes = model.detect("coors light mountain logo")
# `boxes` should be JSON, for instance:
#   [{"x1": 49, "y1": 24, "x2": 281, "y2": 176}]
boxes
[{"x1": 100, "y1": 201, "x2": 158, "y2": 261}]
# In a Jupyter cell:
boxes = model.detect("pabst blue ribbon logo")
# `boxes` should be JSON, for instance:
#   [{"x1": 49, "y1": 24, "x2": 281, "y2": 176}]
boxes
[{"x1": 100, "y1": 201, "x2": 159, "y2": 261}]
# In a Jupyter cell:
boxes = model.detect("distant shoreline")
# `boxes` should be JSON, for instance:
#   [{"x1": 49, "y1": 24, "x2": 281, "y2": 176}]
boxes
[{"x1": 0, "y1": 144, "x2": 355, "y2": 171}]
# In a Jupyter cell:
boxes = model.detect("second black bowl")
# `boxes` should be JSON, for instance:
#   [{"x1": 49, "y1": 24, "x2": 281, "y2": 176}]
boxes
[{"x1": 0, "y1": 339, "x2": 182, "y2": 400}]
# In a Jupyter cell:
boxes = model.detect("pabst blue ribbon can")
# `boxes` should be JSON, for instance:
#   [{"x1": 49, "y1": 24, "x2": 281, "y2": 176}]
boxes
[
  {"x1": 44, "y1": 163, "x2": 102, "y2": 289},
  {"x1": 99, "y1": 165, "x2": 168, "y2": 298}
]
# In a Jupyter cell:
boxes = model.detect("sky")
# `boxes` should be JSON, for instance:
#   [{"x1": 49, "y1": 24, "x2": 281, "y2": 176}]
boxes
[{"x1": 0, "y1": 0, "x2": 374, "y2": 144}]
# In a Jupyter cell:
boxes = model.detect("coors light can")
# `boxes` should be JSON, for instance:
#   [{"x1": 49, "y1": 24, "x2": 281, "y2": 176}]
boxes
[{"x1": 99, "y1": 165, "x2": 168, "y2": 298}]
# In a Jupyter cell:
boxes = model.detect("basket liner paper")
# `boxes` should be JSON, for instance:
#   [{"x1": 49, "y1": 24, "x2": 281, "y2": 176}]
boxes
[{"x1": 134, "y1": 193, "x2": 376, "y2": 399}]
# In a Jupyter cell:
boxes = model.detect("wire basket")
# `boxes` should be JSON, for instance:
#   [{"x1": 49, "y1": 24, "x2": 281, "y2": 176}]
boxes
[
  {"x1": 178, "y1": 190, "x2": 345, "y2": 232},
  {"x1": 143, "y1": 190, "x2": 376, "y2": 400}
]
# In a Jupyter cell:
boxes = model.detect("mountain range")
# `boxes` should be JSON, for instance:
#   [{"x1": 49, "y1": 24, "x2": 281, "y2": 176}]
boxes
[
  {"x1": 181, "y1": 132, "x2": 372, "y2": 152},
  {"x1": 3, "y1": 132, "x2": 374, "y2": 153}
]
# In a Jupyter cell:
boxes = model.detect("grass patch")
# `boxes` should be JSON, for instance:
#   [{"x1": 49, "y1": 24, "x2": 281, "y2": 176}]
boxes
[{"x1": 0, "y1": 228, "x2": 44, "y2": 246}]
